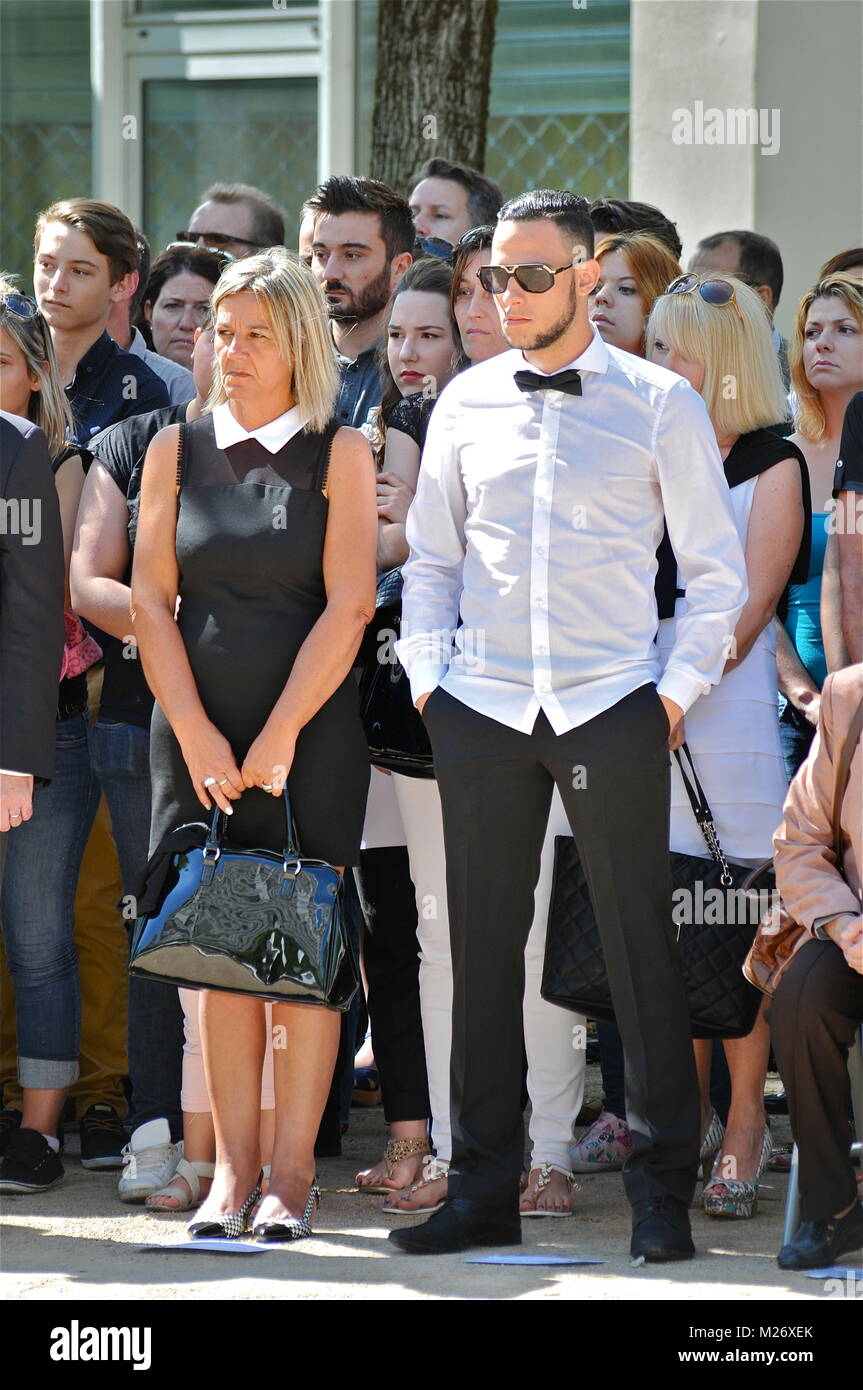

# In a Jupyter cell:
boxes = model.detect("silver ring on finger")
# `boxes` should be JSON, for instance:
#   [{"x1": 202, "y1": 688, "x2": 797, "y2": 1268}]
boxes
[
  {"x1": 203, "y1": 776, "x2": 217, "y2": 788},
  {"x1": 261, "y1": 782, "x2": 273, "y2": 792},
  {"x1": 10, "y1": 813, "x2": 22, "y2": 821}
]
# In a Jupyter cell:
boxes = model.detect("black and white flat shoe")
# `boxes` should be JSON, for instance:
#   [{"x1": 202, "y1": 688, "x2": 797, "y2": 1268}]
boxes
[
  {"x1": 188, "y1": 1175, "x2": 262, "y2": 1239},
  {"x1": 252, "y1": 1180, "x2": 320, "y2": 1242}
]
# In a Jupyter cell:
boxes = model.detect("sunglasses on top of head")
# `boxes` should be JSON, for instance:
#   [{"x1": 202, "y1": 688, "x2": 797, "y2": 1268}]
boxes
[
  {"x1": 663, "y1": 274, "x2": 744, "y2": 320},
  {"x1": 0, "y1": 291, "x2": 50, "y2": 348},
  {"x1": 478, "y1": 260, "x2": 577, "y2": 296},
  {"x1": 414, "y1": 235, "x2": 454, "y2": 260}
]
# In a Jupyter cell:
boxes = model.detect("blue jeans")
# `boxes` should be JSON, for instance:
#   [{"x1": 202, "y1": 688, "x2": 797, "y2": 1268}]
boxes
[
  {"x1": 1, "y1": 713, "x2": 100, "y2": 1088},
  {"x1": 90, "y1": 719, "x2": 183, "y2": 1140},
  {"x1": 778, "y1": 697, "x2": 816, "y2": 782}
]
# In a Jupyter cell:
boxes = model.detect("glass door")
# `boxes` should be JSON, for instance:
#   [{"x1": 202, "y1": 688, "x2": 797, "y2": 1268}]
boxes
[{"x1": 143, "y1": 76, "x2": 318, "y2": 252}]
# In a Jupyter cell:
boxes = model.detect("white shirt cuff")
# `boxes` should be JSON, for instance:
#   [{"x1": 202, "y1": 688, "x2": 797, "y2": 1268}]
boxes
[
  {"x1": 404, "y1": 662, "x2": 449, "y2": 706},
  {"x1": 0, "y1": 768, "x2": 31, "y2": 777},
  {"x1": 656, "y1": 667, "x2": 710, "y2": 716}
]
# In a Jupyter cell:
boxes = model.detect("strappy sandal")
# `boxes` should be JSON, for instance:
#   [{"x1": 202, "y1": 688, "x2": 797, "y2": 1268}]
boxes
[
  {"x1": 382, "y1": 1157, "x2": 449, "y2": 1215},
  {"x1": 355, "y1": 1137, "x2": 431, "y2": 1194},
  {"x1": 519, "y1": 1163, "x2": 577, "y2": 1218},
  {"x1": 146, "y1": 1157, "x2": 215, "y2": 1212}
]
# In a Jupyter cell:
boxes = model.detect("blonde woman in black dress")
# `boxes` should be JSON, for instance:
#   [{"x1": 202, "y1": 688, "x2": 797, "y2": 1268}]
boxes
[{"x1": 131, "y1": 249, "x2": 377, "y2": 1240}]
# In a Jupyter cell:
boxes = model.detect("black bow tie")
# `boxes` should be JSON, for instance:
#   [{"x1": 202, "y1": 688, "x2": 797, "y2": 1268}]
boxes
[{"x1": 514, "y1": 368, "x2": 582, "y2": 397}]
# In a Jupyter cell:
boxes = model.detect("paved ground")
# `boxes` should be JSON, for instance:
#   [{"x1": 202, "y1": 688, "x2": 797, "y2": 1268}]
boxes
[{"x1": 4, "y1": 1068, "x2": 857, "y2": 1304}]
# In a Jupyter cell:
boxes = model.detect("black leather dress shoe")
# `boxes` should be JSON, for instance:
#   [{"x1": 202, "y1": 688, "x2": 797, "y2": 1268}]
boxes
[
  {"x1": 764, "y1": 1089, "x2": 789, "y2": 1115},
  {"x1": 630, "y1": 1196, "x2": 695, "y2": 1262},
  {"x1": 777, "y1": 1204, "x2": 863, "y2": 1271},
  {"x1": 388, "y1": 1199, "x2": 521, "y2": 1255}
]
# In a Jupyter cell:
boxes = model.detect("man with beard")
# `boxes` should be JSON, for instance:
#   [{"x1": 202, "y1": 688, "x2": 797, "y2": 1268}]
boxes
[
  {"x1": 391, "y1": 189, "x2": 748, "y2": 1261},
  {"x1": 303, "y1": 176, "x2": 414, "y2": 429}
]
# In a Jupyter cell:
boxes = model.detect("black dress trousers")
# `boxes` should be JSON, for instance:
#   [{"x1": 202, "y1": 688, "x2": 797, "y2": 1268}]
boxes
[
  {"x1": 423, "y1": 681, "x2": 700, "y2": 1216},
  {"x1": 769, "y1": 938, "x2": 863, "y2": 1222}
]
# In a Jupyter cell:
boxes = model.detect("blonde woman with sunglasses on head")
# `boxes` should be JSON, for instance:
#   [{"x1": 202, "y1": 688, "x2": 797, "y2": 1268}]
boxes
[{"x1": 646, "y1": 271, "x2": 809, "y2": 1219}]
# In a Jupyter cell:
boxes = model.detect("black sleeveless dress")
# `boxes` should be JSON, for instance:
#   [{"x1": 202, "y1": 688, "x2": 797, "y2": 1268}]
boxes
[{"x1": 147, "y1": 412, "x2": 370, "y2": 863}]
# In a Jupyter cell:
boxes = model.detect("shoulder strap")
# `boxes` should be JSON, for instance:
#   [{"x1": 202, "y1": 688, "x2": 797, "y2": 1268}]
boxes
[
  {"x1": 175, "y1": 421, "x2": 187, "y2": 492},
  {"x1": 830, "y1": 692, "x2": 863, "y2": 860},
  {"x1": 317, "y1": 421, "x2": 340, "y2": 494}
]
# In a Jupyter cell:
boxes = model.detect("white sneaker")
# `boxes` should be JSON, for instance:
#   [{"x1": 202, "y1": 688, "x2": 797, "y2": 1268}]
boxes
[{"x1": 117, "y1": 1119, "x2": 182, "y2": 1204}]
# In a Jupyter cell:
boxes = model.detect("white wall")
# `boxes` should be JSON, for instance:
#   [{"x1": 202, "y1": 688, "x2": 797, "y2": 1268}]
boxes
[
  {"x1": 630, "y1": 0, "x2": 863, "y2": 338},
  {"x1": 755, "y1": 0, "x2": 863, "y2": 337},
  {"x1": 630, "y1": 0, "x2": 759, "y2": 260}
]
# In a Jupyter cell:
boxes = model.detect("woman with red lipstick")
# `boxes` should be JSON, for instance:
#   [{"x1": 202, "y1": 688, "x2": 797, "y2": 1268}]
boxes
[
  {"x1": 589, "y1": 231, "x2": 682, "y2": 357},
  {"x1": 372, "y1": 258, "x2": 462, "y2": 571},
  {"x1": 777, "y1": 273, "x2": 863, "y2": 777},
  {"x1": 355, "y1": 259, "x2": 460, "y2": 1199}
]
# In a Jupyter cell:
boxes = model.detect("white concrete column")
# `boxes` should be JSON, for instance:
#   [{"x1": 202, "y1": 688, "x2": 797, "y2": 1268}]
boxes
[
  {"x1": 319, "y1": 0, "x2": 357, "y2": 179},
  {"x1": 754, "y1": 0, "x2": 863, "y2": 336},
  {"x1": 90, "y1": 0, "x2": 129, "y2": 211},
  {"x1": 630, "y1": 0, "x2": 758, "y2": 263}
]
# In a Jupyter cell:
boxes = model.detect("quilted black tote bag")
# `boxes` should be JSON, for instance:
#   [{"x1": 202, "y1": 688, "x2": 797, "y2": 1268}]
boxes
[
  {"x1": 129, "y1": 789, "x2": 358, "y2": 1009},
  {"x1": 541, "y1": 745, "x2": 770, "y2": 1039}
]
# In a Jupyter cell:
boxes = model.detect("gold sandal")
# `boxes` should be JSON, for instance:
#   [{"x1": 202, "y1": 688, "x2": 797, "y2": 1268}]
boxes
[
  {"x1": 519, "y1": 1163, "x2": 577, "y2": 1218},
  {"x1": 382, "y1": 1157, "x2": 449, "y2": 1214},
  {"x1": 355, "y1": 1137, "x2": 431, "y2": 1194}
]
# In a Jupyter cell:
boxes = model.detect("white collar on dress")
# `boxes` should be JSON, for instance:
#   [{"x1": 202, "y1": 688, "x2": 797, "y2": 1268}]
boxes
[
  {"x1": 517, "y1": 323, "x2": 609, "y2": 377},
  {"x1": 212, "y1": 400, "x2": 307, "y2": 454}
]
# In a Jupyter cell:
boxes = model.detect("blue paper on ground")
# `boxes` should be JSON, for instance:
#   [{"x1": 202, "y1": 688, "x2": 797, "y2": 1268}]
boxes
[
  {"x1": 465, "y1": 1254, "x2": 606, "y2": 1266},
  {"x1": 803, "y1": 1266, "x2": 862, "y2": 1279},
  {"x1": 136, "y1": 1240, "x2": 269, "y2": 1255}
]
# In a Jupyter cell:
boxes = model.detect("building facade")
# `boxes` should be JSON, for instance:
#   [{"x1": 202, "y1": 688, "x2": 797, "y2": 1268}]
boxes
[{"x1": 1, "y1": 0, "x2": 859, "y2": 335}]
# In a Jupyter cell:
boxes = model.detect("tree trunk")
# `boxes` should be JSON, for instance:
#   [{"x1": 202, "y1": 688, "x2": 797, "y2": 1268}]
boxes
[{"x1": 371, "y1": 0, "x2": 498, "y2": 192}]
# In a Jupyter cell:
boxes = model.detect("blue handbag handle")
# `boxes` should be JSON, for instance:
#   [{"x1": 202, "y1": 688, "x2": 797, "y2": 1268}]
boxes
[{"x1": 204, "y1": 786, "x2": 301, "y2": 863}]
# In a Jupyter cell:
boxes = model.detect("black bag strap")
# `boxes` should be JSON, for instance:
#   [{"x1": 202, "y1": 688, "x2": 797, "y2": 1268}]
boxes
[
  {"x1": 673, "y1": 742, "x2": 735, "y2": 886},
  {"x1": 203, "y1": 787, "x2": 302, "y2": 867}
]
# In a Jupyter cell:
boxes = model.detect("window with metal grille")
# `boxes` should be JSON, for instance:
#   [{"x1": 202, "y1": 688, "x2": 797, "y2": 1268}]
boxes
[
  {"x1": 0, "y1": 1, "x2": 91, "y2": 285},
  {"x1": 354, "y1": 0, "x2": 630, "y2": 200}
]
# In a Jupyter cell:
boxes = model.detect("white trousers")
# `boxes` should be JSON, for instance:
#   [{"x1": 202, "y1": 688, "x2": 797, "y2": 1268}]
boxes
[{"x1": 392, "y1": 774, "x2": 585, "y2": 1171}]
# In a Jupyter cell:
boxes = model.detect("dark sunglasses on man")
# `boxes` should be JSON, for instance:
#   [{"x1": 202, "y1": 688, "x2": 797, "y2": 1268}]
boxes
[
  {"x1": 478, "y1": 260, "x2": 579, "y2": 296},
  {"x1": 175, "y1": 230, "x2": 261, "y2": 251}
]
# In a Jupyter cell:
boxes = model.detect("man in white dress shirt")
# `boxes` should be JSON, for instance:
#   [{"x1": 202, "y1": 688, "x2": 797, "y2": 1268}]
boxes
[{"x1": 390, "y1": 190, "x2": 748, "y2": 1260}]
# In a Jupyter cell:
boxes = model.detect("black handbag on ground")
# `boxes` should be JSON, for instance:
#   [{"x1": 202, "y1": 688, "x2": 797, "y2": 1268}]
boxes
[
  {"x1": 129, "y1": 789, "x2": 358, "y2": 1009},
  {"x1": 357, "y1": 567, "x2": 434, "y2": 778},
  {"x1": 541, "y1": 743, "x2": 769, "y2": 1039}
]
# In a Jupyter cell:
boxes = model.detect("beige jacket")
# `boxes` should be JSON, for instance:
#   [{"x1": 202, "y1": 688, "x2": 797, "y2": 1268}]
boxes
[{"x1": 773, "y1": 664, "x2": 863, "y2": 935}]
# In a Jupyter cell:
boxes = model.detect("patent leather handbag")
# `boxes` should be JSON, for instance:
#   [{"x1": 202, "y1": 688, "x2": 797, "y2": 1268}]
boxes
[
  {"x1": 541, "y1": 744, "x2": 768, "y2": 1040},
  {"x1": 357, "y1": 567, "x2": 434, "y2": 778},
  {"x1": 129, "y1": 789, "x2": 358, "y2": 1009}
]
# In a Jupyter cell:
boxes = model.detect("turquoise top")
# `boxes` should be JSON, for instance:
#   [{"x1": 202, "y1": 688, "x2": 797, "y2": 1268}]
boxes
[{"x1": 784, "y1": 512, "x2": 830, "y2": 688}]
